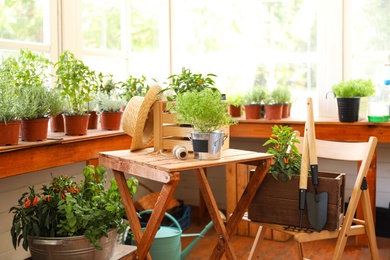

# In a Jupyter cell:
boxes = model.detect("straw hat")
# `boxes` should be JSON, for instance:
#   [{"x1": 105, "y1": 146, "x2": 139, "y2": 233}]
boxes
[{"x1": 122, "y1": 84, "x2": 162, "y2": 151}]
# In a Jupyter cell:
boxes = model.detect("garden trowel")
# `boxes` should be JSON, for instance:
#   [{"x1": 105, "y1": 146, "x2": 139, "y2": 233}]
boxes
[{"x1": 306, "y1": 98, "x2": 328, "y2": 232}]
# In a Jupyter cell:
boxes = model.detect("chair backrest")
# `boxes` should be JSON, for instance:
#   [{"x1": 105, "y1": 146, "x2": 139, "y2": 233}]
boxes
[{"x1": 297, "y1": 135, "x2": 377, "y2": 171}]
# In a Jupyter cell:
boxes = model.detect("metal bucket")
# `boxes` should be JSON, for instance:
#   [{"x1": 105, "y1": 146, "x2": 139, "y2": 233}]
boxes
[
  {"x1": 27, "y1": 228, "x2": 118, "y2": 260},
  {"x1": 190, "y1": 130, "x2": 226, "y2": 160}
]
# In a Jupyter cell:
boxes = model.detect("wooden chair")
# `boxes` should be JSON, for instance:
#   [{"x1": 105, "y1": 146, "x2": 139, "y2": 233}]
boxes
[{"x1": 248, "y1": 136, "x2": 379, "y2": 260}]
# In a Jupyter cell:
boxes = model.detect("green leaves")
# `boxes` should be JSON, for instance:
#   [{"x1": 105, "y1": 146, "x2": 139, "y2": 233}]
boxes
[
  {"x1": 331, "y1": 78, "x2": 376, "y2": 98},
  {"x1": 264, "y1": 125, "x2": 301, "y2": 182},
  {"x1": 9, "y1": 165, "x2": 139, "y2": 251}
]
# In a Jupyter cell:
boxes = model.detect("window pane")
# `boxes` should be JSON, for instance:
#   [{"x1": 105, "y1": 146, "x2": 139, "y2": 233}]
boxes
[
  {"x1": 82, "y1": 1, "x2": 121, "y2": 50},
  {"x1": 0, "y1": 0, "x2": 46, "y2": 43},
  {"x1": 171, "y1": 0, "x2": 318, "y2": 117}
]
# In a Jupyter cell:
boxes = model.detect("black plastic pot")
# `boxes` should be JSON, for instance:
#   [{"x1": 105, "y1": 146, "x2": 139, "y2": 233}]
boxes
[{"x1": 336, "y1": 97, "x2": 360, "y2": 122}]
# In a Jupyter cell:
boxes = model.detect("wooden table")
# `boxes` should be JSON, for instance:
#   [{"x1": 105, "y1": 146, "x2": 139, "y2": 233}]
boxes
[{"x1": 99, "y1": 148, "x2": 273, "y2": 260}]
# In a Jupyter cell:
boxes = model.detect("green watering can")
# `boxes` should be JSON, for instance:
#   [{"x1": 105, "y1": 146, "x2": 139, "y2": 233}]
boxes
[{"x1": 123, "y1": 209, "x2": 216, "y2": 260}]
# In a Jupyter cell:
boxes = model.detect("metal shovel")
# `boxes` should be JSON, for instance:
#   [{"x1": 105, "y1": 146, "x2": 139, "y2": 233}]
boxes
[{"x1": 306, "y1": 98, "x2": 328, "y2": 232}]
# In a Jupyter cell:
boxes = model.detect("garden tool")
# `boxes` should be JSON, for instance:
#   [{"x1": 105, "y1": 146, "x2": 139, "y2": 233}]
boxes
[
  {"x1": 298, "y1": 123, "x2": 309, "y2": 230},
  {"x1": 305, "y1": 98, "x2": 328, "y2": 232}
]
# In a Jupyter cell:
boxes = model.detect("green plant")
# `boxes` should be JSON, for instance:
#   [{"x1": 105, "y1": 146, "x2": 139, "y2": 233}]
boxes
[
  {"x1": 264, "y1": 86, "x2": 290, "y2": 105},
  {"x1": 244, "y1": 85, "x2": 267, "y2": 105},
  {"x1": 331, "y1": 78, "x2": 376, "y2": 98},
  {"x1": 0, "y1": 56, "x2": 21, "y2": 123},
  {"x1": 19, "y1": 86, "x2": 64, "y2": 119},
  {"x1": 168, "y1": 87, "x2": 236, "y2": 132},
  {"x1": 162, "y1": 67, "x2": 218, "y2": 101},
  {"x1": 226, "y1": 93, "x2": 245, "y2": 107},
  {"x1": 55, "y1": 51, "x2": 99, "y2": 115},
  {"x1": 9, "y1": 165, "x2": 138, "y2": 251},
  {"x1": 97, "y1": 92, "x2": 127, "y2": 112},
  {"x1": 263, "y1": 125, "x2": 302, "y2": 182},
  {"x1": 119, "y1": 75, "x2": 149, "y2": 102}
]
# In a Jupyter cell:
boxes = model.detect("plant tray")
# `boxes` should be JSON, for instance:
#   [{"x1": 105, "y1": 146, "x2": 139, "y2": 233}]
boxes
[
  {"x1": 153, "y1": 101, "x2": 229, "y2": 152},
  {"x1": 248, "y1": 171, "x2": 345, "y2": 231}
]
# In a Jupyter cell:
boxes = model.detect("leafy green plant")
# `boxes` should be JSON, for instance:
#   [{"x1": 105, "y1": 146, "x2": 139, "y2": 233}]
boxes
[
  {"x1": 55, "y1": 51, "x2": 99, "y2": 115},
  {"x1": 162, "y1": 67, "x2": 218, "y2": 101},
  {"x1": 0, "y1": 56, "x2": 21, "y2": 123},
  {"x1": 263, "y1": 125, "x2": 302, "y2": 182},
  {"x1": 244, "y1": 85, "x2": 267, "y2": 105},
  {"x1": 168, "y1": 87, "x2": 236, "y2": 132},
  {"x1": 119, "y1": 75, "x2": 149, "y2": 102},
  {"x1": 263, "y1": 86, "x2": 291, "y2": 105},
  {"x1": 97, "y1": 92, "x2": 127, "y2": 112},
  {"x1": 9, "y1": 165, "x2": 138, "y2": 251},
  {"x1": 226, "y1": 93, "x2": 245, "y2": 107},
  {"x1": 331, "y1": 78, "x2": 376, "y2": 98}
]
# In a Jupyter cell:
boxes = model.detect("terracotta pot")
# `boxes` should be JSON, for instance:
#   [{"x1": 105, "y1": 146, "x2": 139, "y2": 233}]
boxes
[
  {"x1": 50, "y1": 114, "x2": 64, "y2": 132},
  {"x1": 0, "y1": 120, "x2": 21, "y2": 146},
  {"x1": 21, "y1": 118, "x2": 49, "y2": 142},
  {"x1": 265, "y1": 104, "x2": 283, "y2": 120},
  {"x1": 63, "y1": 114, "x2": 90, "y2": 136},
  {"x1": 229, "y1": 105, "x2": 242, "y2": 117},
  {"x1": 244, "y1": 105, "x2": 261, "y2": 119},
  {"x1": 88, "y1": 111, "x2": 98, "y2": 129},
  {"x1": 282, "y1": 103, "x2": 290, "y2": 118},
  {"x1": 100, "y1": 112, "x2": 123, "y2": 130}
]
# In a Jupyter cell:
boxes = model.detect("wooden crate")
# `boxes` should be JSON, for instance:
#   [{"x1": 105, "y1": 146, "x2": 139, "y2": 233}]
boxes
[
  {"x1": 248, "y1": 171, "x2": 346, "y2": 231},
  {"x1": 153, "y1": 101, "x2": 230, "y2": 152}
]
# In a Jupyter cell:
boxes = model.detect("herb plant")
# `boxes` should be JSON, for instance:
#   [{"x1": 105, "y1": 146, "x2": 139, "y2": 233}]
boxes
[
  {"x1": 119, "y1": 75, "x2": 149, "y2": 101},
  {"x1": 263, "y1": 125, "x2": 302, "y2": 182},
  {"x1": 9, "y1": 165, "x2": 138, "y2": 251},
  {"x1": 168, "y1": 87, "x2": 236, "y2": 132},
  {"x1": 55, "y1": 51, "x2": 99, "y2": 115},
  {"x1": 162, "y1": 67, "x2": 218, "y2": 101},
  {"x1": 244, "y1": 85, "x2": 267, "y2": 105},
  {"x1": 331, "y1": 78, "x2": 376, "y2": 98}
]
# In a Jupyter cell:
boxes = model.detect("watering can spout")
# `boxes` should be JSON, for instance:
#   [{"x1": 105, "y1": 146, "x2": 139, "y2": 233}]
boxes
[{"x1": 181, "y1": 210, "x2": 226, "y2": 259}]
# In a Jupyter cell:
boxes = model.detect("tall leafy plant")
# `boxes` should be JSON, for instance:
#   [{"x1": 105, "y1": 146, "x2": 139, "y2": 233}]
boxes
[{"x1": 55, "y1": 51, "x2": 98, "y2": 115}]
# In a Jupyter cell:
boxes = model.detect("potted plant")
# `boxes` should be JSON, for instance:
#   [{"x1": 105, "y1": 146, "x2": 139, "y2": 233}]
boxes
[
  {"x1": 9, "y1": 165, "x2": 138, "y2": 259},
  {"x1": 55, "y1": 50, "x2": 99, "y2": 135},
  {"x1": 161, "y1": 67, "x2": 218, "y2": 101},
  {"x1": 0, "y1": 56, "x2": 22, "y2": 145},
  {"x1": 8, "y1": 49, "x2": 64, "y2": 141},
  {"x1": 167, "y1": 87, "x2": 236, "y2": 160},
  {"x1": 97, "y1": 91, "x2": 127, "y2": 130},
  {"x1": 226, "y1": 93, "x2": 245, "y2": 117},
  {"x1": 331, "y1": 78, "x2": 376, "y2": 122},
  {"x1": 119, "y1": 74, "x2": 150, "y2": 103},
  {"x1": 244, "y1": 85, "x2": 267, "y2": 119},
  {"x1": 263, "y1": 87, "x2": 285, "y2": 120}
]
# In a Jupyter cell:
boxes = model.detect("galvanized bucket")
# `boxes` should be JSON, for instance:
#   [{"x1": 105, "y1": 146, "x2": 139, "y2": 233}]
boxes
[
  {"x1": 27, "y1": 228, "x2": 117, "y2": 260},
  {"x1": 190, "y1": 130, "x2": 227, "y2": 160}
]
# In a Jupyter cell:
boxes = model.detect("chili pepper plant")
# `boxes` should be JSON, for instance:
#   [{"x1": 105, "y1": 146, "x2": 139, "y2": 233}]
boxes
[
  {"x1": 263, "y1": 125, "x2": 302, "y2": 182},
  {"x1": 9, "y1": 165, "x2": 138, "y2": 251}
]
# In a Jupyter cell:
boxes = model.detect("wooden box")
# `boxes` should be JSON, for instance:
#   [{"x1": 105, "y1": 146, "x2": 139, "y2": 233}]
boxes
[
  {"x1": 153, "y1": 101, "x2": 230, "y2": 152},
  {"x1": 248, "y1": 171, "x2": 345, "y2": 231}
]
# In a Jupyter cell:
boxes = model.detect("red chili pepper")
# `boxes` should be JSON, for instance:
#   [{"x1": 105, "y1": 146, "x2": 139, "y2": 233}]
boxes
[
  {"x1": 284, "y1": 157, "x2": 289, "y2": 164},
  {"x1": 32, "y1": 196, "x2": 38, "y2": 206},
  {"x1": 197, "y1": 80, "x2": 202, "y2": 85},
  {"x1": 25, "y1": 198, "x2": 31, "y2": 208}
]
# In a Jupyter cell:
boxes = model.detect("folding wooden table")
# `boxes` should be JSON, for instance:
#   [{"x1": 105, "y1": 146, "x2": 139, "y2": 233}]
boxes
[{"x1": 99, "y1": 148, "x2": 273, "y2": 260}]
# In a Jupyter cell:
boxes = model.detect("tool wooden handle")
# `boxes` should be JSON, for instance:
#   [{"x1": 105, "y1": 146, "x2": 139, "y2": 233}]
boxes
[
  {"x1": 299, "y1": 124, "x2": 309, "y2": 190},
  {"x1": 307, "y1": 98, "x2": 318, "y2": 165}
]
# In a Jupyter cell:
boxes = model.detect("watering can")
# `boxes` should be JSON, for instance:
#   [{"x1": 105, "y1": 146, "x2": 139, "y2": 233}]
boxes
[{"x1": 123, "y1": 209, "x2": 220, "y2": 260}]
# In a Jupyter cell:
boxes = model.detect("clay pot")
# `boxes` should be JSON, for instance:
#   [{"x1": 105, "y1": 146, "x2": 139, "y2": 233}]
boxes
[
  {"x1": 100, "y1": 112, "x2": 123, "y2": 130},
  {"x1": 244, "y1": 105, "x2": 262, "y2": 119},
  {"x1": 265, "y1": 104, "x2": 283, "y2": 120},
  {"x1": 21, "y1": 118, "x2": 49, "y2": 141},
  {"x1": 63, "y1": 114, "x2": 90, "y2": 136},
  {"x1": 229, "y1": 105, "x2": 242, "y2": 117},
  {"x1": 50, "y1": 114, "x2": 64, "y2": 132},
  {"x1": 88, "y1": 111, "x2": 98, "y2": 129},
  {"x1": 0, "y1": 120, "x2": 21, "y2": 145}
]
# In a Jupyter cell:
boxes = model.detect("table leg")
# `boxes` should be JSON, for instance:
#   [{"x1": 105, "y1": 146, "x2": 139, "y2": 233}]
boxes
[
  {"x1": 193, "y1": 168, "x2": 236, "y2": 260},
  {"x1": 210, "y1": 159, "x2": 272, "y2": 259},
  {"x1": 113, "y1": 170, "x2": 180, "y2": 260}
]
